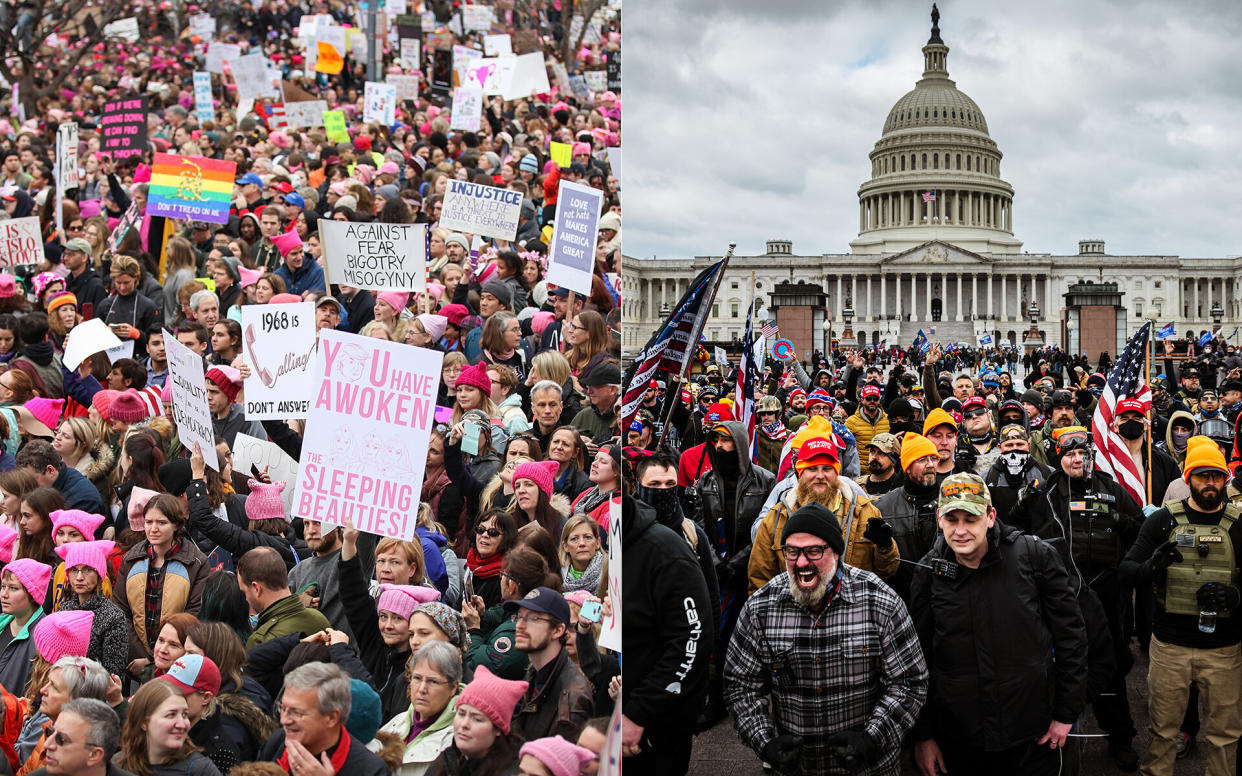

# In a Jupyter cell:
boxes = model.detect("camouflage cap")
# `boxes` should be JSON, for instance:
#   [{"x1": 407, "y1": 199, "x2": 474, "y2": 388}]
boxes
[
  {"x1": 938, "y1": 473, "x2": 992, "y2": 518},
  {"x1": 867, "y1": 432, "x2": 900, "y2": 456}
]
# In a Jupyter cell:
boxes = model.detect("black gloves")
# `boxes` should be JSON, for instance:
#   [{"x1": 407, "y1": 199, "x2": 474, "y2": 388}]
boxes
[
  {"x1": 762, "y1": 735, "x2": 803, "y2": 774},
  {"x1": 1196, "y1": 582, "x2": 1242, "y2": 611},
  {"x1": 825, "y1": 730, "x2": 878, "y2": 773},
  {"x1": 1148, "y1": 541, "x2": 1183, "y2": 574},
  {"x1": 863, "y1": 517, "x2": 893, "y2": 550}
]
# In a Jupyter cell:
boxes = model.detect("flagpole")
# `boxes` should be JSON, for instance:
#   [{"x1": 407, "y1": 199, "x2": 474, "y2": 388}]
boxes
[
  {"x1": 655, "y1": 244, "x2": 735, "y2": 450},
  {"x1": 1145, "y1": 319, "x2": 1153, "y2": 506}
]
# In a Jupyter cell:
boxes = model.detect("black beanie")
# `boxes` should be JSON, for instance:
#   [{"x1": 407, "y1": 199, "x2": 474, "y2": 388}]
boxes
[{"x1": 782, "y1": 501, "x2": 844, "y2": 556}]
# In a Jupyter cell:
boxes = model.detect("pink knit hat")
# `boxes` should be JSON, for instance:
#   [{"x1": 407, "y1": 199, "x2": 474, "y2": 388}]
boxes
[
  {"x1": 417, "y1": 314, "x2": 447, "y2": 341},
  {"x1": 33, "y1": 609, "x2": 94, "y2": 662},
  {"x1": 520, "y1": 736, "x2": 598, "y2": 776},
  {"x1": 91, "y1": 389, "x2": 119, "y2": 417},
  {"x1": 32, "y1": 271, "x2": 64, "y2": 300},
  {"x1": 55, "y1": 540, "x2": 116, "y2": 581},
  {"x1": 128, "y1": 486, "x2": 160, "y2": 532},
  {"x1": 376, "y1": 583, "x2": 439, "y2": 621},
  {"x1": 531, "y1": 310, "x2": 555, "y2": 336},
  {"x1": 239, "y1": 266, "x2": 264, "y2": 290},
  {"x1": 3, "y1": 558, "x2": 52, "y2": 605},
  {"x1": 0, "y1": 523, "x2": 17, "y2": 563},
  {"x1": 458, "y1": 666, "x2": 528, "y2": 735},
  {"x1": 105, "y1": 389, "x2": 148, "y2": 423},
  {"x1": 51, "y1": 509, "x2": 106, "y2": 543},
  {"x1": 272, "y1": 230, "x2": 303, "y2": 258},
  {"x1": 205, "y1": 366, "x2": 242, "y2": 403},
  {"x1": 512, "y1": 460, "x2": 559, "y2": 500},
  {"x1": 24, "y1": 398, "x2": 64, "y2": 430},
  {"x1": 244, "y1": 479, "x2": 286, "y2": 521},
  {"x1": 426, "y1": 282, "x2": 445, "y2": 301},
  {"x1": 160, "y1": 382, "x2": 173, "y2": 403},
  {"x1": 562, "y1": 590, "x2": 592, "y2": 609},
  {"x1": 455, "y1": 362, "x2": 492, "y2": 395},
  {"x1": 572, "y1": 142, "x2": 591, "y2": 157},
  {"x1": 377, "y1": 291, "x2": 409, "y2": 315}
]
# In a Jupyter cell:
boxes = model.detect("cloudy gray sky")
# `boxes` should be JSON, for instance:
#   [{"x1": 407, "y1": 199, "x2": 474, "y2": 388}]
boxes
[{"x1": 622, "y1": 0, "x2": 1242, "y2": 260}]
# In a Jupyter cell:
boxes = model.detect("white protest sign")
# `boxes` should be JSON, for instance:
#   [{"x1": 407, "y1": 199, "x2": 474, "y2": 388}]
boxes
[
  {"x1": 293, "y1": 329, "x2": 444, "y2": 540},
  {"x1": 598, "y1": 498, "x2": 621, "y2": 651},
  {"x1": 462, "y1": 5, "x2": 492, "y2": 30},
  {"x1": 0, "y1": 217, "x2": 46, "y2": 267},
  {"x1": 165, "y1": 331, "x2": 221, "y2": 471},
  {"x1": 347, "y1": 28, "x2": 368, "y2": 59},
  {"x1": 234, "y1": 432, "x2": 299, "y2": 514},
  {"x1": 384, "y1": 0, "x2": 406, "y2": 14},
  {"x1": 189, "y1": 13, "x2": 216, "y2": 39},
  {"x1": 387, "y1": 74, "x2": 420, "y2": 102},
  {"x1": 545, "y1": 180, "x2": 603, "y2": 296},
  {"x1": 56, "y1": 123, "x2": 79, "y2": 190},
  {"x1": 105, "y1": 340, "x2": 135, "y2": 364},
  {"x1": 438, "y1": 179, "x2": 521, "y2": 241},
  {"x1": 502, "y1": 52, "x2": 551, "y2": 100},
  {"x1": 283, "y1": 100, "x2": 328, "y2": 129},
  {"x1": 363, "y1": 81, "x2": 397, "y2": 124},
  {"x1": 193, "y1": 72, "x2": 215, "y2": 125},
  {"x1": 231, "y1": 54, "x2": 276, "y2": 103},
  {"x1": 242, "y1": 303, "x2": 316, "y2": 420},
  {"x1": 549, "y1": 60, "x2": 570, "y2": 94},
  {"x1": 449, "y1": 85, "x2": 483, "y2": 131},
  {"x1": 318, "y1": 25, "x2": 346, "y2": 57},
  {"x1": 606, "y1": 147, "x2": 621, "y2": 180},
  {"x1": 320, "y1": 220, "x2": 427, "y2": 292},
  {"x1": 103, "y1": 17, "x2": 139, "y2": 41},
  {"x1": 453, "y1": 45, "x2": 484, "y2": 88},
  {"x1": 205, "y1": 43, "x2": 240, "y2": 75},
  {"x1": 400, "y1": 39, "x2": 421, "y2": 71},
  {"x1": 483, "y1": 33, "x2": 511, "y2": 56},
  {"x1": 61, "y1": 319, "x2": 124, "y2": 371},
  {"x1": 714, "y1": 347, "x2": 727, "y2": 367},
  {"x1": 583, "y1": 70, "x2": 607, "y2": 93}
]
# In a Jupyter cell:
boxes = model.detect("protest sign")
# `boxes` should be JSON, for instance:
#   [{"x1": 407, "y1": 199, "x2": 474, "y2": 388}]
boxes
[
  {"x1": 205, "y1": 43, "x2": 240, "y2": 75},
  {"x1": 105, "y1": 341, "x2": 135, "y2": 364},
  {"x1": 549, "y1": 141, "x2": 572, "y2": 168},
  {"x1": 462, "y1": 4, "x2": 492, "y2": 30},
  {"x1": 364, "y1": 81, "x2": 397, "y2": 124},
  {"x1": 106, "y1": 201, "x2": 141, "y2": 253},
  {"x1": 189, "y1": 13, "x2": 216, "y2": 39},
  {"x1": 0, "y1": 217, "x2": 46, "y2": 268},
  {"x1": 56, "y1": 123, "x2": 78, "y2": 190},
  {"x1": 61, "y1": 319, "x2": 124, "y2": 371},
  {"x1": 388, "y1": 74, "x2": 420, "y2": 102},
  {"x1": 438, "y1": 179, "x2": 521, "y2": 241},
  {"x1": 320, "y1": 220, "x2": 427, "y2": 292},
  {"x1": 545, "y1": 180, "x2": 604, "y2": 296},
  {"x1": 316, "y1": 41, "x2": 344, "y2": 74},
  {"x1": 452, "y1": 45, "x2": 484, "y2": 88},
  {"x1": 231, "y1": 54, "x2": 278, "y2": 103},
  {"x1": 549, "y1": 60, "x2": 570, "y2": 94},
  {"x1": 568, "y1": 74, "x2": 591, "y2": 102},
  {"x1": 449, "y1": 85, "x2": 483, "y2": 131},
  {"x1": 607, "y1": 147, "x2": 621, "y2": 180},
  {"x1": 284, "y1": 100, "x2": 328, "y2": 129},
  {"x1": 323, "y1": 110, "x2": 350, "y2": 143},
  {"x1": 233, "y1": 433, "x2": 298, "y2": 514},
  {"x1": 148, "y1": 153, "x2": 235, "y2": 224},
  {"x1": 483, "y1": 33, "x2": 511, "y2": 56},
  {"x1": 346, "y1": 28, "x2": 368, "y2": 59},
  {"x1": 583, "y1": 70, "x2": 607, "y2": 93},
  {"x1": 384, "y1": 0, "x2": 407, "y2": 15},
  {"x1": 399, "y1": 38, "x2": 421, "y2": 71},
  {"x1": 292, "y1": 329, "x2": 443, "y2": 540},
  {"x1": 513, "y1": 29, "x2": 541, "y2": 54},
  {"x1": 394, "y1": 13, "x2": 421, "y2": 40},
  {"x1": 502, "y1": 53, "x2": 550, "y2": 99},
  {"x1": 598, "y1": 498, "x2": 621, "y2": 651},
  {"x1": 607, "y1": 51, "x2": 621, "y2": 91},
  {"x1": 714, "y1": 347, "x2": 727, "y2": 367},
  {"x1": 242, "y1": 303, "x2": 316, "y2": 420},
  {"x1": 100, "y1": 97, "x2": 148, "y2": 160},
  {"x1": 103, "y1": 17, "x2": 139, "y2": 41},
  {"x1": 193, "y1": 72, "x2": 215, "y2": 125},
  {"x1": 165, "y1": 332, "x2": 221, "y2": 471},
  {"x1": 430, "y1": 49, "x2": 453, "y2": 95}
]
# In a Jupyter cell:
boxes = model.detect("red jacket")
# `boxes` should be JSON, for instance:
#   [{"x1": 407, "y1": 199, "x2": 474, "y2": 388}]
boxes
[{"x1": 678, "y1": 442, "x2": 713, "y2": 488}]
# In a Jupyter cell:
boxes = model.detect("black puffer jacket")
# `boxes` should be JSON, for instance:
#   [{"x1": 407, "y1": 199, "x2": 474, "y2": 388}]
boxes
[
  {"x1": 695, "y1": 420, "x2": 775, "y2": 574},
  {"x1": 874, "y1": 480, "x2": 941, "y2": 601},
  {"x1": 911, "y1": 525, "x2": 1087, "y2": 751}
]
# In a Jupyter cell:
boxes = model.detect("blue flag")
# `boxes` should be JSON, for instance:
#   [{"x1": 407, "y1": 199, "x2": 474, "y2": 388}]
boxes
[
  {"x1": 1157, "y1": 323, "x2": 1175, "y2": 340},
  {"x1": 979, "y1": 333, "x2": 993, "y2": 346},
  {"x1": 1200, "y1": 331, "x2": 1214, "y2": 347},
  {"x1": 912, "y1": 329, "x2": 928, "y2": 354}
]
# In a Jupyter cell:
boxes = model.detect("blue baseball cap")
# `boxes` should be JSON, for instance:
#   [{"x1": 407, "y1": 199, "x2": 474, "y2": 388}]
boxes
[
  {"x1": 282, "y1": 192, "x2": 306, "y2": 209},
  {"x1": 236, "y1": 172, "x2": 263, "y2": 187},
  {"x1": 504, "y1": 586, "x2": 571, "y2": 626}
]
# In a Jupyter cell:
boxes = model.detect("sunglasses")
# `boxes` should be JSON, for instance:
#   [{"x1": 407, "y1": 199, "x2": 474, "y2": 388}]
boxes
[{"x1": 476, "y1": 527, "x2": 502, "y2": 538}]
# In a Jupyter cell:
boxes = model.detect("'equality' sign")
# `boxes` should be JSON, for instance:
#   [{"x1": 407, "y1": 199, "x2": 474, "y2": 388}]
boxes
[{"x1": 165, "y1": 331, "x2": 221, "y2": 471}]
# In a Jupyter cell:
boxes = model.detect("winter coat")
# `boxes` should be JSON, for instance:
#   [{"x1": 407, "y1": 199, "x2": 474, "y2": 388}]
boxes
[
  {"x1": 511, "y1": 645, "x2": 594, "y2": 743},
  {"x1": 465, "y1": 603, "x2": 529, "y2": 681},
  {"x1": 257, "y1": 729, "x2": 388, "y2": 776},
  {"x1": 53, "y1": 463, "x2": 106, "y2": 514},
  {"x1": 73, "y1": 439, "x2": 117, "y2": 506},
  {"x1": 95, "y1": 291, "x2": 158, "y2": 360},
  {"x1": 910, "y1": 526, "x2": 1088, "y2": 751},
  {"x1": 0, "y1": 610, "x2": 42, "y2": 696},
  {"x1": 373, "y1": 689, "x2": 463, "y2": 776},
  {"x1": 695, "y1": 420, "x2": 776, "y2": 578},
  {"x1": 115, "y1": 538, "x2": 211, "y2": 658},
  {"x1": 845, "y1": 407, "x2": 890, "y2": 468},
  {"x1": 339, "y1": 553, "x2": 415, "y2": 722},
  {"x1": 60, "y1": 592, "x2": 129, "y2": 679},
  {"x1": 66, "y1": 268, "x2": 106, "y2": 318},
  {"x1": 245, "y1": 593, "x2": 332, "y2": 649},
  {"x1": 874, "y1": 482, "x2": 942, "y2": 601},
  {"x1": 185, "y1": 479, "x2": 307, "y2": 569},
  {"x1": 190, "y1": 691, "x2": 277, "y2": 774}
]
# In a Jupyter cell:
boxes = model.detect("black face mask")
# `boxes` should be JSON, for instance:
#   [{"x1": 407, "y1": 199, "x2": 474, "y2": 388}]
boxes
[
  {"x1": 889, "y1": 419, "x2": 912, "y2": 435},
  {"x1": 634, "y1": 484, "x2": 684, "y2": 524},
  {"x1": 1118, "y1": 420, "x2": 1146, "y2": 440}
]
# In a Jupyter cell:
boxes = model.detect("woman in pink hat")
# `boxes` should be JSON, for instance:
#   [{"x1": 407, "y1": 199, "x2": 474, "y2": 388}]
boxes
[
  {"x1": 428, "y1": 666, "x2": 528, "y2": 776},
  {"x1": 54, "y1": 540, "x2": 128, "y2": 679},
  {"x1": 510, "y1": 460, "x2": 569, "y2": 541},
  {"x1": 373, "y1": 290, "x2": 410, "y2": 342},
  {"x1": 0, "y1": 558, "x2": 50, "y2": 696},
  {"x1": 46, "y1": 508, "x2": 110, "y2": 609},
  {"x1": 450, "y1": 363, "x2": 499, "y2": 428}
]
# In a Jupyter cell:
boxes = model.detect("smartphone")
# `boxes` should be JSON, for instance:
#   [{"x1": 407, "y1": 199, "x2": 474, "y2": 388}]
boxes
[
  {"x1": 579, "y1": 600, "x2": 602, "y2": 623},
  {"x1": 462, "y1": 422, "x2": 481, "y2": 456},
  {"x1": 464, "y1": 570, "x2": 476, "y2": 602}
]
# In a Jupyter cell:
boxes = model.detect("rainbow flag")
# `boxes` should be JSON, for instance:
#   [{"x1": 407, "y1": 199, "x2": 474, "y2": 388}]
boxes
[{"x1": 147, "y1": 153, "x2": 235, "y2": 224}]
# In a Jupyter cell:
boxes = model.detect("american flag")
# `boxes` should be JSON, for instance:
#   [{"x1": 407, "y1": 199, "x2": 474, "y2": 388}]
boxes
[
  {"x1": 761, "y1": 320, "x2": 779, "y2": 339},
  {"x1": 1091, "y1": 321, "x2": 1153, "y2": 505},
  {"x1": 922, "y1": 190, "x2": 937, "y2": 203}
]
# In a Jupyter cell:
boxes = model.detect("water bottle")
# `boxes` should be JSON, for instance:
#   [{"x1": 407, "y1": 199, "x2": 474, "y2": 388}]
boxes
[{"x1": 1199, "y1": 610, "x2": 1217, "y2": 634}]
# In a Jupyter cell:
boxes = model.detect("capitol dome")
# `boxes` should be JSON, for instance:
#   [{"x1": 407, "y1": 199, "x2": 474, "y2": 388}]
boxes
[{"x1": 851, "y1": 5, "x2": 1022, "y2": 256}]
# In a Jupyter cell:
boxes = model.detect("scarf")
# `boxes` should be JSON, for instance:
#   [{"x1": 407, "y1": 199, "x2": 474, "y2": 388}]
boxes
[
  {"x1": 278, "y1": 728, "x2": 351, "y2": 774},
  {"x1": 562, "y1": 550, "x2": 605, "y2": 593},
  {"x1": 575, "y1": 485, "x2": 612, "y2": 516},
  {"x1": 465, "y1": 547, "x2": 505, "y2": 579},
  {"x1": 759, "y1": 421, "x2": 789, "y2": 441}
]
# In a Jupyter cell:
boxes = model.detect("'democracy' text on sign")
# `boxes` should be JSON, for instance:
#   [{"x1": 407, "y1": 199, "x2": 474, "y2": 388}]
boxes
[
  {"x1": 320, "y1": 220, "x2": 427, "y2": 292},
  {"x1": 165, "y1": 331, "x2": 221, "y2": 471},
  {"x1": 293, "y1": 330, "x2": 444, "y2": 541},
  {"x1": 437, "y1": 180, "x2": 522, "y2": 241}
]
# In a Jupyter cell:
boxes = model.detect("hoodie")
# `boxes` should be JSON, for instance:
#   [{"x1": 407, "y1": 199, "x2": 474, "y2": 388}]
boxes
[
  {"x1": 697, "y1": 420, "x2": 776, "y2": 571},
  {"x1": 1160, "y1": 410, "x2": 1197, "y2": 468}
]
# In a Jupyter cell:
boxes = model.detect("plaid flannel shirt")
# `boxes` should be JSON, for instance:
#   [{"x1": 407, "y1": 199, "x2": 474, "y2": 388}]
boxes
[{"x1": 724, "y1": 566, "x2": 928, "y2": 776}]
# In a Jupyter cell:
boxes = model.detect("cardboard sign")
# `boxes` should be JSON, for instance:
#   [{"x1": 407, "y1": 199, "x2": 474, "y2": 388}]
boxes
[
  {"x1": 100, "y1": 97, "x2": 148, "y2": 161},
  {"x1": 598, "y1": 498, "x2": 621, "y2": 651},
  {"x1": 323, "y1": 110, "x2": 350, "y2": 143},
  {"x1": 148, "y1": 153, "x2": 236, "y2": 224},
  {"x1": 607, "y1": 51, "x2": 621, "y2": 91},
  {"x1": 193, "y1": 72, "x2": 215, "y2": 125},
  {"x1": 364, "y1": 81, "x2": 397, "y2": 124},
  {"x1": 387, "y1": 74, "x2": 421, "y2": 102},
  {"x1": 502, "y1": 52, "x2": 551, "y2": 100},
  {"x1": 165, "y1": 331, "x2": 221, "y2": 472},
  {"x1": 483, "y1": 33, "x2": 511, "y2": 56},
  {"x1": 189, "y1": 13, "x2": 216, "y2": 39},
  {"x1": 292, "y1": 329, "x2": 444, "y2": 540},
  {"x1": 61, "y1": 319, "x2": 124, "y2": 371},
  {"x1": 233, "y1": 432, "x2": 298, "y2": 514},
  {"x1": 513, "y1": 29, "x2": 541, "y2": 55},
  {"x1": 399, "y1": 38, "x2": 421, "y2": 71},
  {"x1": 56, "y1": 123, "x2": 79, "y2": 190},
  {"x1": 205, "y1": 43, "x2": 240, "y2": 75},
  {"x1": 242, "y1": 303, "x2": 316, "y2": 420},
  {"x1": 438, "y1": 179, "x2": 521, "y2": 241},
  {"x1": 0, "y1": 217, "x2": 46, "y2": 267},
  {"x1": 449, "y1": 85, "x2": 483, "y2": 131},
  {"x1": 103, "y1": 17, "x2": 139, "y2": 41},
  {"x1": 545, "y1": 180, "x2": 603, "y2": 296},
  {"x1": 320, "y1": 220, "x2": 427, "y2": 292},
  {"x1": 462, "y1": 5, "x2": 492, "y2": 30},
  {"x1": 284, "y1": 100, "x2": 328, "y2": 129}
]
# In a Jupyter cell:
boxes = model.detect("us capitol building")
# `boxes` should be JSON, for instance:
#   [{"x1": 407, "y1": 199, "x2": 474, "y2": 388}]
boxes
[{"x1": 620, "y1": 7, "x2": 1241, "y2": 360}]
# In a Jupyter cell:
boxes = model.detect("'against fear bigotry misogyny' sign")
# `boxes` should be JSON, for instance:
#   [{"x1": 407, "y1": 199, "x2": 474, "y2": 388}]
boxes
[
  {"x1": 293, "y1": 329, "x2": 443, "y2": 541},
  {"x1": 437, "y1": 180, "x2": 522, "y2": 241},
  {"x1": 320, "y1": 220, "x2": 427, "y2": 292},
  {"x1": 545, "y1": 180, "x2": 603, "y2": 296},
  {"x1": 241, "y1": 302, "x2": 317, "y2": 420},
  {"x1": 165, "y1": 330, "x2": 221, "y2": 471}
]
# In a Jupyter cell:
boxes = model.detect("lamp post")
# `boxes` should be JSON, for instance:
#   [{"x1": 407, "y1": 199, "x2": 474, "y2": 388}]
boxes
[
  {"x1": 1025, "y1": 301, "x2": 1041, "y2": 355},
  {"x1": 1212, "y1": 302, "x2": 1224, "y2": 333},
  {"x1": 842, "y1": 301, "x2": 855, "y2": 346},
  {"x1": 822, "y1": 319, "x2": 832, "y2": 364}
]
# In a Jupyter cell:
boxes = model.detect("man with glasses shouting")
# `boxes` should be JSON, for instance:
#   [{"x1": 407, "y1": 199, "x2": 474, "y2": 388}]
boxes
[{"x1": 725, "y1": 498, "x2": 927, "y2": 775}]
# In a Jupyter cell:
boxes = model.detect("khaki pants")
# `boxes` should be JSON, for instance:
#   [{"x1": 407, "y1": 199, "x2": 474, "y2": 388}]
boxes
[{"x1": 1141, "y1": 636, "x2": 1242, "y2": 776}]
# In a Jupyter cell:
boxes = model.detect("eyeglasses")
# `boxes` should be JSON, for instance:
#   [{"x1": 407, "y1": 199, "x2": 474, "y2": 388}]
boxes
[
  {"x1": 476, "y1": 527, "x2": 502, "y2": 538},
  {"x1": 515, "y1": 613, "x2": 554, "y2": 627},
  {"x1": 963, "y1": 408, "x2": 988, "y2": 418},
  {"x1": 408, "y1": 673, "x2": 449, "y2": 689},
  {"x1": 277, "y1": 703, "x2": 312, "y2": 721},
  {"x1": 781, "y1": 544, "x2": 831, "y2": 561},
  {"x1": 67, "y1": 223, "x2": 83, "y2": 231},
  {"x1": 52, "y1": 731, "x2": 103, "y2": 750}
]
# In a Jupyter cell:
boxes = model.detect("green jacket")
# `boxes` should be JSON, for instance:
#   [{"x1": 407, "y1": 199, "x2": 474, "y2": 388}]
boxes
[
  {"x1": 246, "y1": 593, "x2": 332, "y2": 648},
  {"x1": 465, "y1": 604, "x2": 529, "y2": 681}
]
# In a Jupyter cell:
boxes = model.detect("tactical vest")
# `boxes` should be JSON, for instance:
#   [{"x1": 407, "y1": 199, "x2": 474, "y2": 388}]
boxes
[
  {"x1": 1067, "y1": 489, "x2": 1123, "y2": 575},
  {"x1": 1157, "y1": 501, "x2": 1239, "y2": 617}
]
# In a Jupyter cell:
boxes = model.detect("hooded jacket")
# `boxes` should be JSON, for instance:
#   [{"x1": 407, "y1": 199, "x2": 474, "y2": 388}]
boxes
[
  {"x1": 95, "y1": 289, "x2": 158, "y2": 359},
  {"x1": 115, "y1": 537, "x2": 211, "y2": 658},
  {"x1": 1158, "y1": 409, "x2": 1197, "y2": 468},
  {"x1": 695, "y1": 420, "x2": 776, "y2": 573}
]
